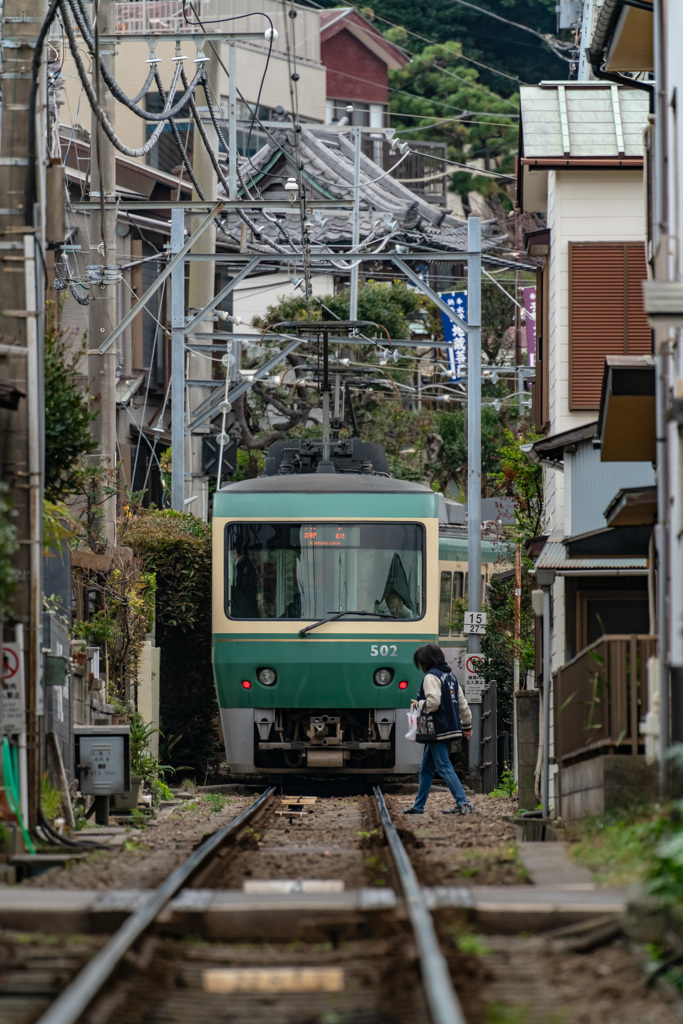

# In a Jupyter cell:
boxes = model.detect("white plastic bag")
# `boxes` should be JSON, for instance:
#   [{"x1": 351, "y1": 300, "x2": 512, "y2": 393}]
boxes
[{"x1": 405, "y1": 708, "x2": 418, "y2": 742}]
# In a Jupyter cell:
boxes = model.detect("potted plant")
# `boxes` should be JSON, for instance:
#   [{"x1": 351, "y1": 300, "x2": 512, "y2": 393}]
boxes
[{"x1": 113, "y1": 710, "x2": 170, "y2": 811}]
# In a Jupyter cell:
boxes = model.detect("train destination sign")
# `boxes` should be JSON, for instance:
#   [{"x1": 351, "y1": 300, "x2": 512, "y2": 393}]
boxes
[{"x1": 300, "y1": 525, "x2": 361, "y2": 548}]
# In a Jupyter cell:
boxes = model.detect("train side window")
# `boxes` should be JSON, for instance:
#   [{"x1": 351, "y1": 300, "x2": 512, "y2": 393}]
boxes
[
  {"x1": 450, "y1": 571, "x2": 464, "y2": 635},
  {"x1": 439, "y1": 572, "x2": 452, "y2": 635},
  {"x1": 463, "y1": 572, "x2": 484, "y2": 605}
]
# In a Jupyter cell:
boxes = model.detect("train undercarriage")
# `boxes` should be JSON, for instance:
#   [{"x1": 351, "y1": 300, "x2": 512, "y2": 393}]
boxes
[{"x1": 252, "y1": 708, "x2": 397, "y2": 770}]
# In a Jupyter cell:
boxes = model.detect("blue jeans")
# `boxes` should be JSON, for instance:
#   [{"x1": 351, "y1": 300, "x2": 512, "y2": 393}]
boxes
[{"x1": 413, "y1": 740, "x2": 468, "y2": 811}]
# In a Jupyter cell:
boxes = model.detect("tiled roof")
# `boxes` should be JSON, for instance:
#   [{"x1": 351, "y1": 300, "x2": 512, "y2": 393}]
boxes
[{"x1": 225, "y1": 125, "x2": 507, "y2": 254}]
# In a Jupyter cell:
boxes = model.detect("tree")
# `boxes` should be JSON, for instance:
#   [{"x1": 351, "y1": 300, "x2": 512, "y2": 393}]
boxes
[
  {"x1": 434, "y1": 406, "x2": 513, "y2": 498},
  {"x1": 310, "y1": 0, "x2": 566, "y2": 97},
  {"x1": 386, "y1": 42, "x2": 519, "y2": 208},
  {"x1": 480, "y1": 429, "x2": 544, "y2": 723},
  {"x1": 44, "y1": 305, "x2": 97, "y2": 503},
  {"x1": 241, "y1": 280, "x2": 439, "y2": 472}
]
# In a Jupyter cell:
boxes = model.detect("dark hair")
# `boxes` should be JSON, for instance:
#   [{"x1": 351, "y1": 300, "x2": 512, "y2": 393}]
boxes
[{"x1": 413, "y1": 643, "x2": 448, "y2": 673}]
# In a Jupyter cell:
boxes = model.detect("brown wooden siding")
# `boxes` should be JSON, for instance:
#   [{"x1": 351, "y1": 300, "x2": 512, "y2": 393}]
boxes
[{"x1": 569, "y1": 242, "x2": 651, "y2": 410}]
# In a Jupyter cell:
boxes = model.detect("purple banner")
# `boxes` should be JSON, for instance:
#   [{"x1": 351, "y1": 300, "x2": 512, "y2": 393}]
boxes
[{"x1": 523, "y1": 286, "x2": 536, "y2": 367}]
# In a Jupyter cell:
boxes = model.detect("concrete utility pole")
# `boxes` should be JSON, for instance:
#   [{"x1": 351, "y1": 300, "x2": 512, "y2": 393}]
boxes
[
  {"x1": 466, "y1": 216, "x2": 482, "y2": 770},
  {"x1": 0, "y1": 0, "x2": 48, "y2": 825},
  {"x1": 87, "y1": 0, "x2": 118, "y2": 548},
  {"x1": 577, "y1": 0, "x2": 596, "y2": 81},
  {"x1": 349, "y1": 123, "x2": 362, "y2": 321},
  {"x1": 185, "y1": 51, "x2": 221, "y2": 517}
]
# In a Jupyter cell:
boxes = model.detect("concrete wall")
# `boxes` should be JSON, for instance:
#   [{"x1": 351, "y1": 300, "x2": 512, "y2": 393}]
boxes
[
  {"x1": 60, "y1": 37, "x2": 325, "y2": 161},
  {"x1": 515, "y1": 688, "x2": 540, "y2": 812},
  {"x1": 558, "y1": 755, "x2": 657, "y2": 819},
  {"x1": 137, "y1": 640, "x2": 160, "y2": 759},
  {"x1": 232, "y1": 271, "x2": 335, "y2": 329}
]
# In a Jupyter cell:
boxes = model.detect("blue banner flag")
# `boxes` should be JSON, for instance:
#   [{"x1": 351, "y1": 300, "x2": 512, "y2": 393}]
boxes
[{"x1": 440, "y1": 292, "x2": 467, "y2": 382}]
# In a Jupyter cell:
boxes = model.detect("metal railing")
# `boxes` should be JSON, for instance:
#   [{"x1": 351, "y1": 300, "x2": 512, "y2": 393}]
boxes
[
  {"x1": 480, "y1": 679, "x2": 497, "y2": 794},
  {"x1": 553, "y1": 634, "x2": 657, "y2": 768},
  {"x1": 361, "y1": 137, "x2": 449, "y2": 205}
]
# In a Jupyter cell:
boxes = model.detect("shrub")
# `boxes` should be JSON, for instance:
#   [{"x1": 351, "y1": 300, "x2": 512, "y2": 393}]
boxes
[{"x1": 121, "y1": 510, "x2": 219, "y2": 777}]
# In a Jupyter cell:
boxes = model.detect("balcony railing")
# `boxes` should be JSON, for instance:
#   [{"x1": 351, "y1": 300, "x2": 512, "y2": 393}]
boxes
[
  {"x1": 361, "y1": 137, "x2": 449, "y2": 206},
  {"x1": 553, "y1": 634, "x2": 658, "y2": 768}
]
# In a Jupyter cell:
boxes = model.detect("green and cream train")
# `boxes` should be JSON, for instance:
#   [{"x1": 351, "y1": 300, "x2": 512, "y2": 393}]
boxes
[{"x1": 212, "y1": 439, "x2": 507, "y2": 774}]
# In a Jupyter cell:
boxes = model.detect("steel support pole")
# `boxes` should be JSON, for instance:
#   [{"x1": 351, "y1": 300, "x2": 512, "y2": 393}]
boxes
[
  {"x1": 467, "y1": 217, "x2": 482, "y2": 769},
  {"x1": 99, "y1": 204, "x2": 222, "y2": 354},
  {"x1": 349, "y1": 125, "x2": 361, "y2": 321},
  {"x1": 542, "y1": 587, "x2": 551, "y2": 818},
  {"x1": 171, "y1": 210, "x2": 185, "y2": 511},
  {"x1": 87, "y1": 0, "x2": 118, "y2": 547},
  {"x1": 228, "y1": 42, "x2": 237, "y2": 201}
]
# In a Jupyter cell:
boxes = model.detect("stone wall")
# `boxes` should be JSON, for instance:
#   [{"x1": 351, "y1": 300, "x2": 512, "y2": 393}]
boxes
[{"x1": 515, "y1": 688, "x2": 540, "y2": 812}]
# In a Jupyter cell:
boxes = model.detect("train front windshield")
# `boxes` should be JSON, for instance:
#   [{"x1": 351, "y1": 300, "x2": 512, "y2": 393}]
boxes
[{"x1": 226, "y1": 522, "x2": 424, "y2": 620}]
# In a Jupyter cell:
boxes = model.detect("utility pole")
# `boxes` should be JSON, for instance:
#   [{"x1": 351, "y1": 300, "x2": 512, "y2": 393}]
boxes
[
  {"x1": 186, "y1": 49, "x2": 220, "y2": 517},
  {"x1": 349, "y1": 122, "x2": 361, "y2": 321},
  {"x1": 577, "y1": 0, "x2": 596, "y2": 81},
  {"x1": 0, "y1": 0, "x2": 48, "y2": 826},
  {"x1": 87, "y1": 0, "x2": 118, "y2": 548},
  {"x1": 467, "y1": 217, "x2": 482, "y2": 772}
]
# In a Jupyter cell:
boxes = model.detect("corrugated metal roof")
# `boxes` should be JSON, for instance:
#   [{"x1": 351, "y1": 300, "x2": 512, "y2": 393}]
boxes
[
  {"x1": 534, "y1": 538, "x2": 647, "y2": 573},
  {"x1": 520, "y1": 82, "x2": 649, "y2": 159}
]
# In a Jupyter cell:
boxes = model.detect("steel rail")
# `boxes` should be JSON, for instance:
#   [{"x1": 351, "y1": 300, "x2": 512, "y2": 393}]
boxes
[
  {"x1": 36, "y1": 787, "x2": 276, "y2": 1024},
  {"x1": 373, "y1": 786, "x2": 467, "y2": 1024}
]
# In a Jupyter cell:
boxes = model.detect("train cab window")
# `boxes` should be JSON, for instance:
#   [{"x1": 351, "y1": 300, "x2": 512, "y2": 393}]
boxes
[
  {"x1": 225, "y1": 522, "x2": 424, "y2": 620},
  {"x1": 439, "y1": 572, "x2": 452, "y2": 636}
]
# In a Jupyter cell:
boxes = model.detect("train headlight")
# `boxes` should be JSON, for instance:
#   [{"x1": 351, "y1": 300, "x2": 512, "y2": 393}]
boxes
[
  {"x1": 256, "y1": 666, "x2": 278, "y2": 686},
  {"x1": 373, "y1": 667, "x2": 394, "y2": 686}
]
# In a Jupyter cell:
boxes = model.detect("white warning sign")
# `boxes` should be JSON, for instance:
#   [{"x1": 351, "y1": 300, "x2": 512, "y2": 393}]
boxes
[{"x1": 2, "y1": 642, "x2": 25, "y2": 734}]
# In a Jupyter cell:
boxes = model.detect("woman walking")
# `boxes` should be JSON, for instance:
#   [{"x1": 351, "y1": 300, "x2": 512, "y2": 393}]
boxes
[{"x1": 405, "y1": 643, "x2": 475, "y2": 816}]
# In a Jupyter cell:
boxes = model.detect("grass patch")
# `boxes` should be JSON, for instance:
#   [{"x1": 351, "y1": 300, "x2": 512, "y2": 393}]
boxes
[
  {"x1": 566, "y1": 807, "x2": 664, "y2": 887},
  {"x1": 455, "y1": 846, "x2": 529, "y2": 883},
  {"x1": 202, "y1": 793, "x2": 227, "y2": 813}
]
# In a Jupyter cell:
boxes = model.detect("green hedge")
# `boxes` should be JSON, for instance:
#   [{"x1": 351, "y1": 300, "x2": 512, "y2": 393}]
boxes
[{"x1": 121, "y1": 510, "x2": 220, "y2": 777}]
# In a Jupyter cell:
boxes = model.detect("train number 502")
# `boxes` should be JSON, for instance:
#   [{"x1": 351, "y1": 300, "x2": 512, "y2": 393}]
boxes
[{"x1": 370, "y1": 644, "x2": 398, "y2": 657}]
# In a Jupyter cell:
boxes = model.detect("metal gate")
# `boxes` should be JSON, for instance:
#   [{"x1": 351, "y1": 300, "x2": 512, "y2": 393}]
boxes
[{"x1": 480, "y1": 679, "x2": 497, "y2": 794}]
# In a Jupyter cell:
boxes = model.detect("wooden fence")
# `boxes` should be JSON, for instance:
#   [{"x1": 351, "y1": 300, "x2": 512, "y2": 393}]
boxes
[{"x1": 553, "y1": 634, "x2": 658, "y2": 768}]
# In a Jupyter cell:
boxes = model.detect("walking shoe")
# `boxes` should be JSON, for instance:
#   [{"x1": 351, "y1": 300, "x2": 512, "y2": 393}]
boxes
[
  {"x1": 403, "y1": 807, "x2": 424, "y2": 815},
  {"x1": 443, "y1": 802, "x2": 475, "y2": 815}
]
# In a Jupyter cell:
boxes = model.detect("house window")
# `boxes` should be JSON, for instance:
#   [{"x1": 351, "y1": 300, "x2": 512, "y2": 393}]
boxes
[
  {"x1": 569, "y1": 242, "x2": 652, "y2": 410},
  {"x1": 145, "y1": 92, "x2": 193, "y2": 175},
  {"x1": 328, "y1": 99, "x2": 371, "y2": 126},
  {"x1": 576, "y1": 589, "x2": 651, "y2": 650}
]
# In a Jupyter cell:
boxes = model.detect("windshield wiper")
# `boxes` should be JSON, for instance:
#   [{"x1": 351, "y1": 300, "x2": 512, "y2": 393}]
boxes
[{"x1": 299, "y1": 610, "x2": 395, "y2": 638}]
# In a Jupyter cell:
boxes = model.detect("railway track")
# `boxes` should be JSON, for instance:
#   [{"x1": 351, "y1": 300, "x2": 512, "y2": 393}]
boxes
[{"x1": 28, "y1": 788, "x2": 465, "y2": 1024}]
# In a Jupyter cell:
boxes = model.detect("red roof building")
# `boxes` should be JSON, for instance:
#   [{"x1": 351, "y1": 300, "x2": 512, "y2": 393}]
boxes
[{"x1": 320, "y1": 8, "x2": 409, "y2": 127}]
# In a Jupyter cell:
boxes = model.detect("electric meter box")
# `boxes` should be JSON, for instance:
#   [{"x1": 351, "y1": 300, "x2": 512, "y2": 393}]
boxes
[{"x1": 74, "y1": 725, "x2": 131, "y2": 796}]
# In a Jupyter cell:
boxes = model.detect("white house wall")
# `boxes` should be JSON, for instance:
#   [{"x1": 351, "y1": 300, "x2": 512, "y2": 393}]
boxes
[
  {"x1": 59, "y1": 38, "x2": 326, "y2": 161},
  {"x1": 232, "y1": 272, "x2": 335, "y2": 331},
  {"x1": 547, "y1": 167, "x2": 645, "y2": 440}
]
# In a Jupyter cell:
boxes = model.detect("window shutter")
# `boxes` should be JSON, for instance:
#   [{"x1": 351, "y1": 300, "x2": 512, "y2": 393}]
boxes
[
  {"x1": 625, "y1": 245, "x2": 651, "y2": 355},
  {"x1": 569, "y1": 242, "x2": 651, "y2": 410}
]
